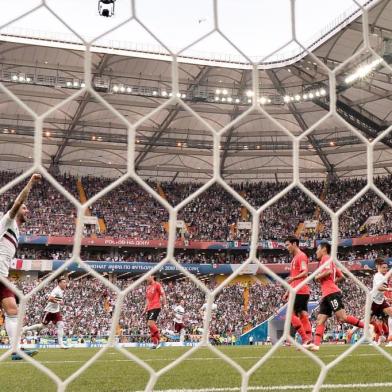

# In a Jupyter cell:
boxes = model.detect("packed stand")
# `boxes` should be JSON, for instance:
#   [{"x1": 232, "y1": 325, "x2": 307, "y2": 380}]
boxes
[
  {"x1": 82, "y1": 176, "x2": 168, "y2": 240},
  {"x1": 2, "y1": 170, "x2": 392, "y2": 241},
  {"x1": 13, "y1": 271, "x2": 374, "y2": 343},
  {"x1": 0, "y1": 171, "x2": 77, "y2": 236}
]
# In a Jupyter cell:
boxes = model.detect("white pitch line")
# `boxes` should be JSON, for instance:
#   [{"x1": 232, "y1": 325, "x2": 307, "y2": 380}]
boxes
[
  {"x1": 0, "y1": 352, "x2": 386, "y2": 365},
  {"x1": 133, "y1": 383, "x2": 392, "y2": 392}
]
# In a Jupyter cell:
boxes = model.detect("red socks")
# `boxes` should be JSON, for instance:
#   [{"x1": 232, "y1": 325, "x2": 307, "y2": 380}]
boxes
[
  {"x1": 346, "y1": 316, "x2": 364, "y2": 328},
  {"x1": 291, "y1": 314, "x2": 308, "y2": 342},
  {"x1": 314, "y1": 324, "x2": 325, "y2": 346},
  {"x1": 149, "y1": 324, "x2": 160, "y2": 344},
  {"x1": 300, "y1": 314, "x2": 312, "y2": 339}
]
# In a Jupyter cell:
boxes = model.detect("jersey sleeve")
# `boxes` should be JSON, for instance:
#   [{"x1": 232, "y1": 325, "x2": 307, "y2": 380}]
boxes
[
  {"x1": 298, "y1": 254, "x2": 308, "y2": 272},
  {"x1": 0, "y1": 212, "x2": 13, "y2": 237}
]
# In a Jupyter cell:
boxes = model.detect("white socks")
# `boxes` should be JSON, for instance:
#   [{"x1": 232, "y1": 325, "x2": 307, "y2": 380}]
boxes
[
  {"x1": 5, "y1": 314, "x2": 19, "y2": 350},
  {"x1": 57, "y1": 321, "x2": 64, "y2": 347}
]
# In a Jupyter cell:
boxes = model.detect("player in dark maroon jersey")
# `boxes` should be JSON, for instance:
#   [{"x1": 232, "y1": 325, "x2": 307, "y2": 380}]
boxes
[{"x1": 305, "y1": 242, "x2": 371, "y2": 351}]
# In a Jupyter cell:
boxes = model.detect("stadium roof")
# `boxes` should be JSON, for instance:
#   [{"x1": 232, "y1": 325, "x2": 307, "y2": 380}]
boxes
[
  {"x1": 0, "y1": 0, "x2": 377, "y2": 68},
  {"x1": 0, "y1": 0, "x2": 391, "y2": 183}
]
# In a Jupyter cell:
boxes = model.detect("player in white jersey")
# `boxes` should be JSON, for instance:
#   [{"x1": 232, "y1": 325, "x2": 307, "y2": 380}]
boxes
[
  {"x1": 173, "y1": 299, "x2": 186, "y2": 343},
  {"x1": 371, "y1": 258, "x2": 392, "y2": 345},
  {"x1": 197, "y1": 302, "x2": 218, "y2": 335},
  {"x1": 23, "y1": 276, "x2": 69, "y2": 349},
  {"x1": 0, "y1": 173, "x2": 41, "y2": 360}
]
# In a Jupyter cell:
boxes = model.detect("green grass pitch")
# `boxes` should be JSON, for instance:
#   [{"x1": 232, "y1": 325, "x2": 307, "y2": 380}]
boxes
[{"x1": 0, "y1": 345, "x2": 391, "y2": 391}]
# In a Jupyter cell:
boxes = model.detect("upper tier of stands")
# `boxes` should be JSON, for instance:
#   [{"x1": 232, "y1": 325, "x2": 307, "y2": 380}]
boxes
[{"x1": 1, "y1": 171, "x2": 391, "y2": 241}]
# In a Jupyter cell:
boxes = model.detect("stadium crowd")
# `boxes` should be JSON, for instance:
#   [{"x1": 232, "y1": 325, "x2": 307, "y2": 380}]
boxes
[
  {"x1": 2, "y1": 171, "x2": 392, "y2": 242},
  {"x1": 14, "y1": 273, "x2": 371, "y2": 342}
]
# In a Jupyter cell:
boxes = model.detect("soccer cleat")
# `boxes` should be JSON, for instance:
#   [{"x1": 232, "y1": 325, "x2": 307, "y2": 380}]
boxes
[
  {"x1": 60, "y1": 345, "x2": 70, "y2": 349},
  {"x1": 304, "y1": 343, "x2": 319, "y2": 351},
  {"x1": 385, "y1": 341, "x2": 392, "y2": 347},
  {"x1": 11, "y1": 349, "x2": 38, "y2": 360}
]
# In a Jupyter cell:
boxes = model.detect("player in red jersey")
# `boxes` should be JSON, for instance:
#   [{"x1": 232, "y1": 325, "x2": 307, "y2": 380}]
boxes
[
  {"x1": 305, "y1": 242, "x2": 369, "y2": 351},
  {"x1": 143, "y1": 275, "x2": 166, "y2": 349},
  {"x1": 283, "y1": 236, "x2": 312, "y2": 345}
]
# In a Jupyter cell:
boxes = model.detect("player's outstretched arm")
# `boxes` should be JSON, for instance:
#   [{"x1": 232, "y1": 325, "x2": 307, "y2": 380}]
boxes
[{"x1": 9, "y1": 173, "x2": 41, "y2": 219}]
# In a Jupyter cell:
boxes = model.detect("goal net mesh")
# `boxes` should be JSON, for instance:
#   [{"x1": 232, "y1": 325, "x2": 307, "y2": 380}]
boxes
[{"x1": 0, "y1": 0, "x2": 391, "y2": 391}]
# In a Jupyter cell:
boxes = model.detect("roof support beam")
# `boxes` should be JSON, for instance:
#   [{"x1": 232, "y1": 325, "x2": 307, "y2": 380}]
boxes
[
  {"x1": 266, "y1": 70, "x2": 335, "y2": 175},
  {"x1": 49, "y1": 54, "x2": 111, "y2": 172},
  {"x1": 288, "y1": 65, "x2": 392, "y2": 147},
  {"x1": 220, "y1": 69, "x2": 248, "y2": 174},
  {"x1": 134, "y1": 66, "x2": 211, "y2": 169}
]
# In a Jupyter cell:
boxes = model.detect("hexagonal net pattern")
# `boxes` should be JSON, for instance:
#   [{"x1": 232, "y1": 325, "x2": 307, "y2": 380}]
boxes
[{"x1": 0, "y1": 0, "x2": 392, "y2": 391}]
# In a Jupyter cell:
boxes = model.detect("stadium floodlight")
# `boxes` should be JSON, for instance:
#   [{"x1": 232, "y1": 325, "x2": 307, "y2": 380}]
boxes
[
  {"x1": 259, "y1": 97, "x2": 267, "y2": 104},
  {"x1": 283, "y1": 95, "x2": 291, "y2": 103},
  {"x1": 246, "y1": 90, "x2": 253, "y2": 97},
  {"x1": 303, "y1": 93, "x2": 308, "y2": 100},
  {"x1": 294, "y1": 94, "x2": 301, "y2": 101},
  {"x1": 11, "y1": 75, "x2": 18, "y2": 81},
  {"x1": 227, "y1": 97, "x2": 232, "y2": 103},
  {"x1": 344, "y1": 58, "x2": 383, "y2": 84},
  {"x1": 216, "y1": 89, "x2": 221, "y2": 94},
  {"x1": 98, "y1": 0, "x2": 116, "y2": 17},
  {"x1": 235, "y1": 98, "x2": 240, "y2": 103},
  {"x1": 320, "y1": 88, "x2": 327, "y2": 96},
  {"x1": 126, "y1": 87, "x2": 132, "y2": 93},
  {"x1": 308, "y1": 92, "x2": 314, "y2": 99},
  {"x1": 161, "y1": 90, "x2": 167, "y2": 97},
  {"x1": 112, "y1": 85, "x2": 119, "y2": 92},
  {"x1": 222, "y1": 89, "x2": 228, "y2": 95}
]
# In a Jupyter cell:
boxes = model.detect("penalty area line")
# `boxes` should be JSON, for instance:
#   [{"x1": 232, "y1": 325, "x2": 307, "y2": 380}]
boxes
[{"x1": 133, "y1": 382, "x2": 392, "y2": 392}]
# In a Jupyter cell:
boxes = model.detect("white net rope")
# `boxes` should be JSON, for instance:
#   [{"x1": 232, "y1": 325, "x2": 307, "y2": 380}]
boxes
[{"x1": 0, "y1": 0, "x2": 391, "y2": 391}]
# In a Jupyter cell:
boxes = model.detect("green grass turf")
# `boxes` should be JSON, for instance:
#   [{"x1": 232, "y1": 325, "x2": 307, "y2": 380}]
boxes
[{"x1": 0, "y1": 345, "x2": 391, "y2": 392}]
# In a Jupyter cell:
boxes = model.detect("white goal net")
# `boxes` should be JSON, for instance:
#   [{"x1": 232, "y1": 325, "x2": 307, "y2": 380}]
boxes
[{"x1": 0, "y1": 0, "x2": 391, "y2": 391}]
